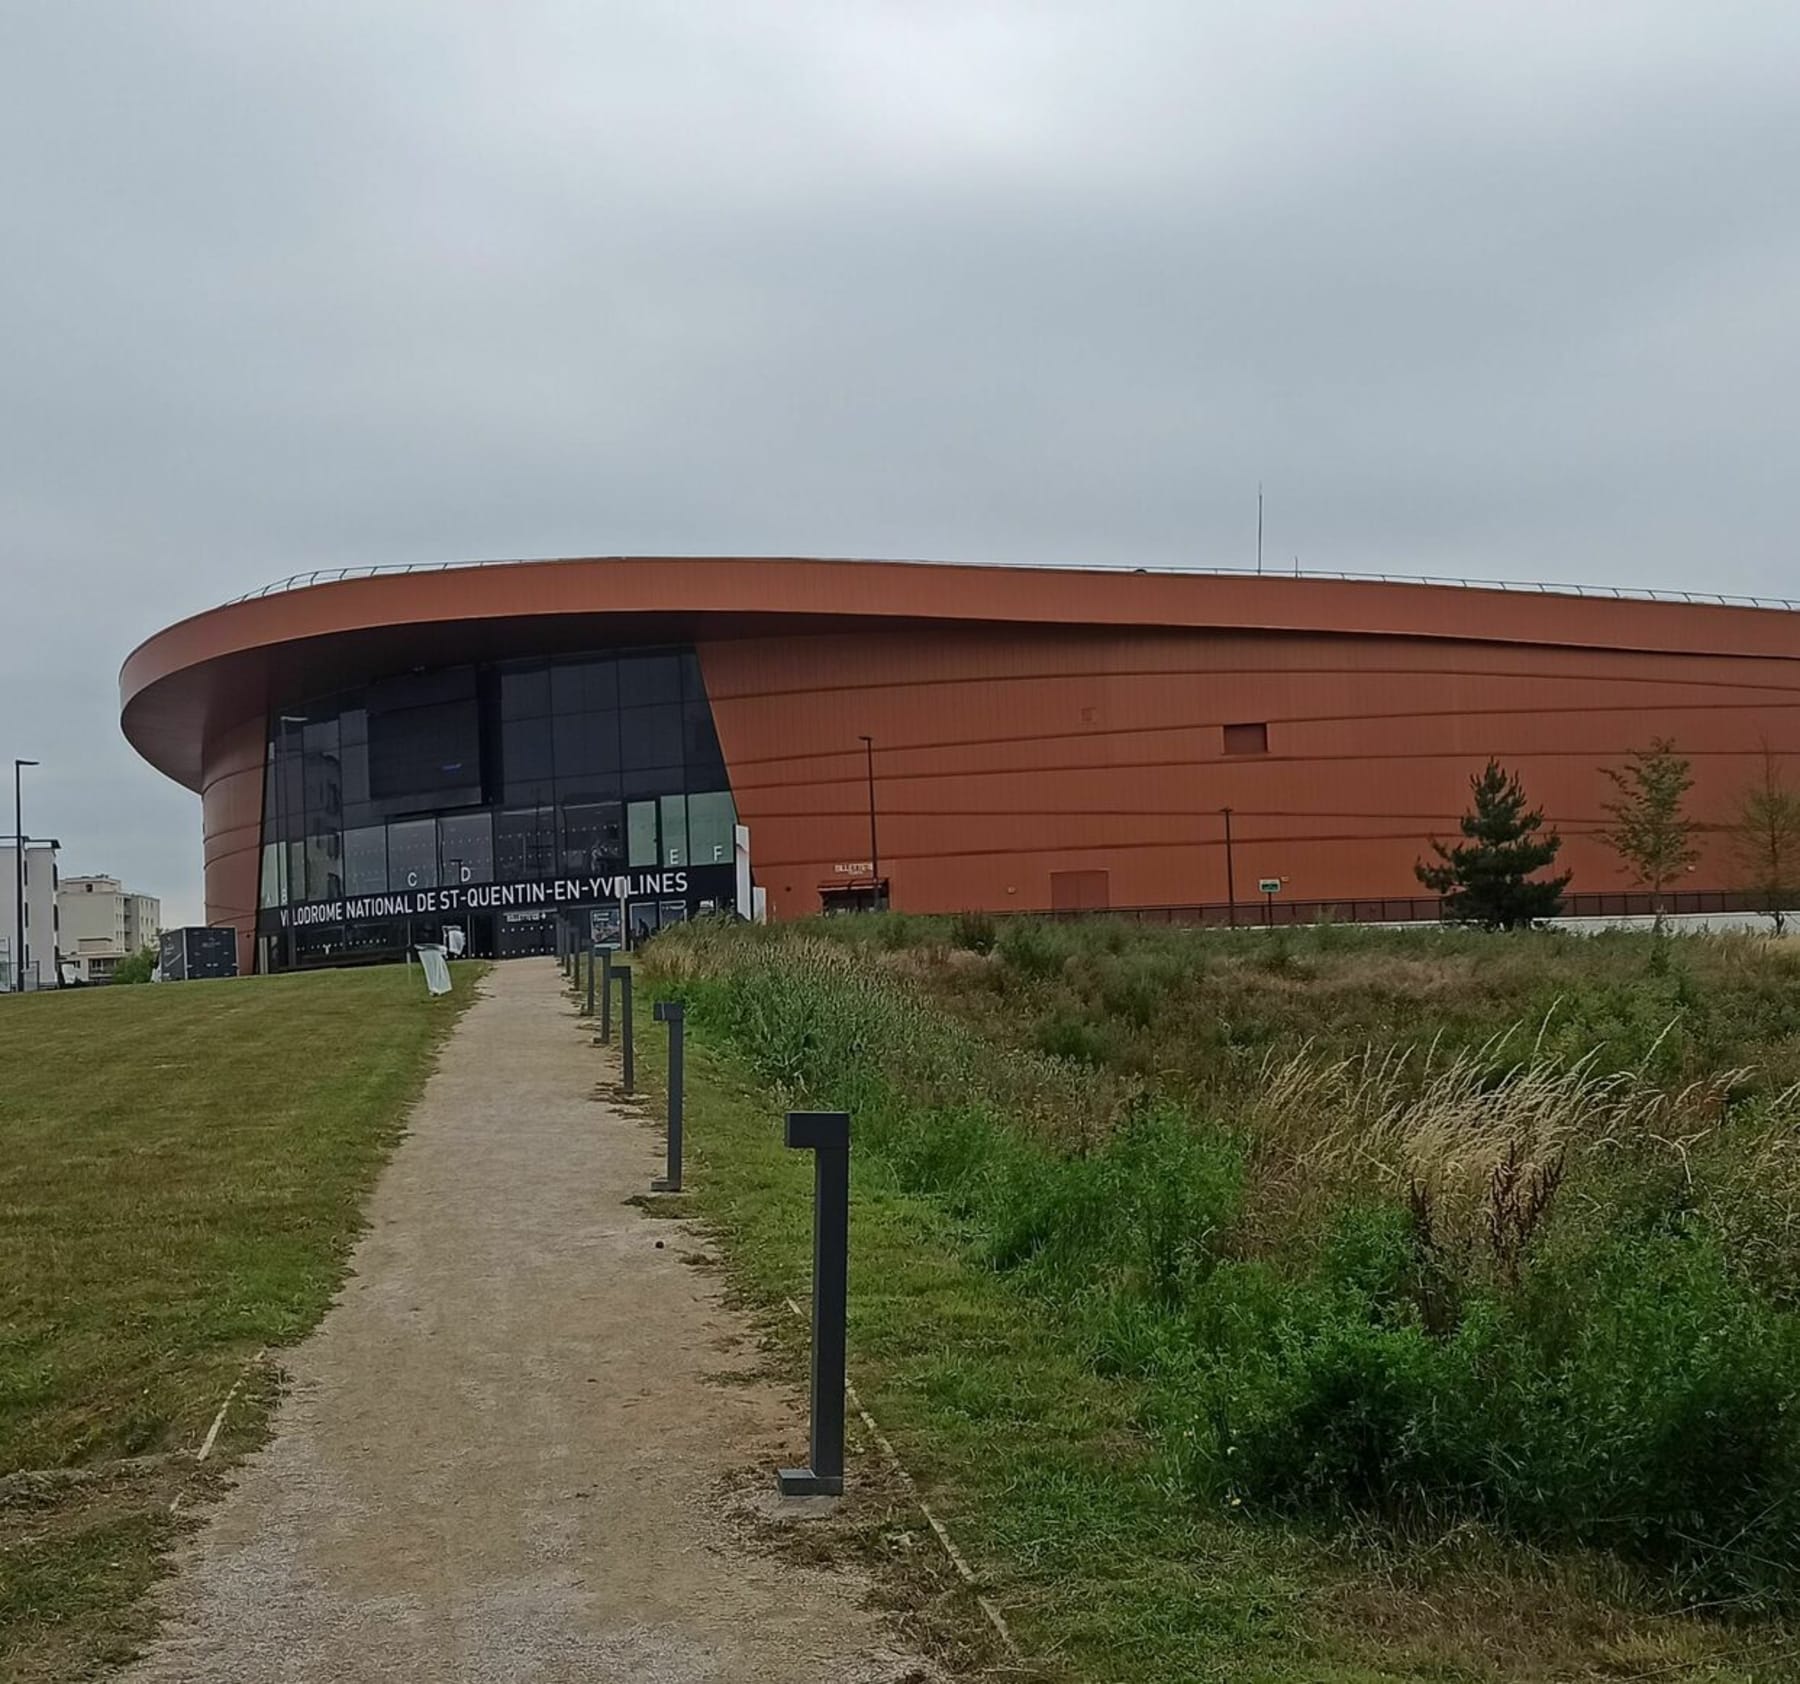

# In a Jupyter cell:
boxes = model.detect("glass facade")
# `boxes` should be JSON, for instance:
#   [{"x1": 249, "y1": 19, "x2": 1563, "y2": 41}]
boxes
[{"x1": 258, "y1": 645, "x2": 737, "y2": 967}]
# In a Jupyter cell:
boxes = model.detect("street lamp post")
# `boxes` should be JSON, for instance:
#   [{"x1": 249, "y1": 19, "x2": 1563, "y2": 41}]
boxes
[
  {"x1": 858, "y1": 735, "x2": 880, "y2": 910},
  {"x1": 14, "y1": 759, "x2": 37, "y2": 992},
  {"x1": 1221, "y1": 805, "x2": 1237, "y2": 929}
]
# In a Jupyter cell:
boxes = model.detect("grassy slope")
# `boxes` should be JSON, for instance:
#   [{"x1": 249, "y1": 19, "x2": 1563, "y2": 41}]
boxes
[
  {"x1": 0, "y1": 964, "x2": 477, "y2": 1681},
  {"x1": 646, "y1": 922, "x2": 1800, "y2": 1683},
  {"x1": 653, "y1": 1039, "x2": 1355, "y2": 1683}
]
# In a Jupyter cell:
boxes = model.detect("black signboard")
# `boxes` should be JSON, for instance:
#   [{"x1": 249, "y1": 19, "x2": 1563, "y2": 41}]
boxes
[
  {"x1": 160, "y1": 926, "x2": 240, "y2": 981},
  {"x1": 257, "y1": 864, "x2": 738, "y2": 936}
]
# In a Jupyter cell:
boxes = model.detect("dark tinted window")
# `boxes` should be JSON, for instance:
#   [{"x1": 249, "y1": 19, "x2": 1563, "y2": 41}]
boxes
[
  {"x1": 552, "y1": 711, "x2": 620, "y2": 781},
  {"x1": 368, "y1": 699, "x2": 481, "y2": 801},
  {"x1": 439, "y1": 811, "x2": 493, "y2": 885},
  {"x1": 500, "y1": 663, "x2": 551, "y2": 719},
  {"x1": 619, "y1": 653, "x2": 682, "y2": 707},
  {"x1": 387, "y1": 819, "x2": 439, "y2": 889},
  {"x1": 682, "y1": 699, "x2": 725, "y2": 776},
  {"x1": 304, "y1": 752, "x2": 342, "y2": 821},
  {"x1": 339, "y1": 741, "x2": 370, "y2": 808},
  {"x1": 502, "y1": 717, "x2": 554, "y2": 787},
  {"x1": 264, "y1": 642, "x2": 733, "y2": 911},
  {"x1": 496, "y1": 806, "x2": 556, "y2": 880},
  {"x1": 560, "y1": 800, "x2": 624, "y2": 873},
  {"x1": 344, "y1": 825, "x2": 387, "y2": 894},
  {"x1": 621, "y1": 705, "x2": 684, "y2": 770},
  {"x1": 303, "y1": 832, "x2": 342, "y2": 900},
  {"x1": 551, "y1": 659, "x2": 618, "y2": 715},
  {"x1": 623, "y1": 764, "x2": 685, "y2": 799},
  {"x1": 273, "y1": 756, "x2": 305, "y2": 839}
]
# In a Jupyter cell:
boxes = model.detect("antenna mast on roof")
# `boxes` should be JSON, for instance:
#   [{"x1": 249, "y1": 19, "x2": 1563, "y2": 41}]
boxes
[{"x1": 1256, "y1": 484, "x2": 1264, "y2": 574}]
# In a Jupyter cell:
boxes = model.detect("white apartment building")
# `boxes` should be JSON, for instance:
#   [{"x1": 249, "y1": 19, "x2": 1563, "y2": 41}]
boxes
[
  {"x1": 0, "y1": 843, "x2": 61, "y2": 991},
  {"x1": 59, "y1": 875, "x2": 162, "y2": 983}
]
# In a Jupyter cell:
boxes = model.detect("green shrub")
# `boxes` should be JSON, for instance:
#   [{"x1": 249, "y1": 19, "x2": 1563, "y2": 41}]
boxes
[
  {"x1": 1162, "y1": 1214, "x2": 1800, "y2": 1602},
  {"x1": 951, "y1": 910, "x2": 998, "y2": 954},
  {"x1": 985, "y1": 1104, "x2": 1241, "y2": 1308},
  {"x1": 651, "y1": 918, "x2": 1800, "y2": 1607},
  {"x1": 997, "y1": 919, "x2": 1069, "y2": 979},
  {"x1": 1033, "y1": 1010, "x2": 1111, "y2": 1066},
  {"x1": 1095, "y1": 949, "x2": 1187, "y2": 1029},
  {"x1": 1254, "y1": 930, "x2": 1312, "y2": 977},
  {"x1": 111, "y1": 946, "x2": 157, "y2": 985}
]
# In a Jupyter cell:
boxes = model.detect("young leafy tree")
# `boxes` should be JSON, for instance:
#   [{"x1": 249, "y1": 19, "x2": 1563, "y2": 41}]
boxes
[
  {"x1": 1599, "y1": 737, "x2": 1699, "y2": 933},
  {"x1": 1730, "y1": 743, "x2": 1800, "y2": 934},
  {"x1": 1416, "y1": 759, "x2": 1571, "y2": 929},
  {"x1": 111, "y1": 944, "x2": 159, "y2": 984}
]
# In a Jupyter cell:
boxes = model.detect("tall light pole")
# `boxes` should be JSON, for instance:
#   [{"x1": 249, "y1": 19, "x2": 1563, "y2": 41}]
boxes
[
  {"x1": 1221, "y1": 805, "x2": 1237, "y2": 929},
  {"x1": 858, "y1": 735, "x2": 880, "y2": 910},
  {"x1": 14, "y1": 759, "x2": 37, "y2": 991}
]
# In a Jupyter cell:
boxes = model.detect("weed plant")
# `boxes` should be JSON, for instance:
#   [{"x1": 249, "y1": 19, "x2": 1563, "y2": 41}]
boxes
[{"x1": 654, "y1": 917, "x2": 1800, "y2": 1610}]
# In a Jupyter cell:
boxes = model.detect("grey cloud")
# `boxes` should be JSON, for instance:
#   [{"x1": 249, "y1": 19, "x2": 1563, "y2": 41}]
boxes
[{"x1": 1, "y1": 1, "x2": 1795, "y2": 920}]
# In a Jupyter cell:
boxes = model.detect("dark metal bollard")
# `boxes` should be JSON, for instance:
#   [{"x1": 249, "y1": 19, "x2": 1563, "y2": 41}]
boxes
[
  {"x1": 777, "y1": 1110, "x2": 850, "y2": 1498},
  {"x1": 595, "y1": 949, "x2": 614, "y2": 1044},
  {"x1": 619, "y1": 965, "x2": 635, "y2": 1094},
  {"x1": 651, "y1": 1000, "x2": 685, "y2": 1192},
  {"x1": 584, "y1": 940, "x2": 597, "y2": 1016}
]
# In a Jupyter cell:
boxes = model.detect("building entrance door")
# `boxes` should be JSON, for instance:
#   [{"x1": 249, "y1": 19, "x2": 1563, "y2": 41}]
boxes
[
  {"x1": 497, "y1": 909, "x2": 557, "y2": 958},
  {"x1": 1050, "y1": 869, "x2": 1111, "y2": 911}
]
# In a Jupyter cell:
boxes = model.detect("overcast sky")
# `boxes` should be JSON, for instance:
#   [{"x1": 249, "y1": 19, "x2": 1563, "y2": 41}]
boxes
[{"x1": 3, "y1": 2, "x2": 1796, "y2": 925}]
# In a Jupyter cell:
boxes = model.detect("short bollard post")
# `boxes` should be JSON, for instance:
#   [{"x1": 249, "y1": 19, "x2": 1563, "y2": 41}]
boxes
[
  {"x1": 777, "y1": 1110, "x2": 850, "y2": 1498},
  {"x1": 584, "y1": 940, "x2": 597, "y2": 1016},
  {"x1": 651, "y1": 1001, "x2": 685, "y2": 1192},
  {"x1": 619, "y1": 965, "x2": 635, "y2": 1094},
  {"x1": 595, "y1": 950, "x2": 614, "y2": 1045}
]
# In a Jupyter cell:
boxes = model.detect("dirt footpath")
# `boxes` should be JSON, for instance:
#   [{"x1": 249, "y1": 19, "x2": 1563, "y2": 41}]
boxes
[{"x1": 122, "y1": 961, "x2": 925, "y2": 1683}]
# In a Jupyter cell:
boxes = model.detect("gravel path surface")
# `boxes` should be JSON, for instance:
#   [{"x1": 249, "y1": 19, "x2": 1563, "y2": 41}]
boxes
[{"x1": 122, "y1": 960, "x2": 924, "y2": 1683}]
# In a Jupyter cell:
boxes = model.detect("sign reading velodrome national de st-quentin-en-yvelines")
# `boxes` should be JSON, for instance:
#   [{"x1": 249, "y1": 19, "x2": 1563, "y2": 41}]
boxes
[{"x1": 262, "y1": 865, "x2": 735, "y2": 932}]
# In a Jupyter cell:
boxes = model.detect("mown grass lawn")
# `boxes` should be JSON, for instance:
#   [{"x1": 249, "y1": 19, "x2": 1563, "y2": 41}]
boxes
[{"x1": 0, "y1": 964, "x2": 476, "y2": 1682}]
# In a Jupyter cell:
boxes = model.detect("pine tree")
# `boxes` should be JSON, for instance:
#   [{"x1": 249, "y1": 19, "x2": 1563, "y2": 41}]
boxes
[
  {"x1": 1599, "y1": 737, "x2": 1698, "y2": 934},
  {"x1": 1416, "y1": 759, "x2": 1570, "y2": 929}
]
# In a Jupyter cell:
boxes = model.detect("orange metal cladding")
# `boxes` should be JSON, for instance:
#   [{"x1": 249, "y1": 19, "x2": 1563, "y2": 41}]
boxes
[
  {"x1": 701, "y1": 622, "x2": 1800, "y2": 918},
  {"x1": 118, "y1": 556, "x2": 1800, "y2": 960}
]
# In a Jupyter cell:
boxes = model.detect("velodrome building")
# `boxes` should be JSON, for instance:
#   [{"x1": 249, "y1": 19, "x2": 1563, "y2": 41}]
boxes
[{"x1": 119, "y1": 556, "x2": 1800, "y2": 972}]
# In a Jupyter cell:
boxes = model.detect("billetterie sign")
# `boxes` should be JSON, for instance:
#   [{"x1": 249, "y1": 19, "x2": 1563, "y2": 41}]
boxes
[{"x1": 275, "y1": 870, "x2": 697, "y2": 929}]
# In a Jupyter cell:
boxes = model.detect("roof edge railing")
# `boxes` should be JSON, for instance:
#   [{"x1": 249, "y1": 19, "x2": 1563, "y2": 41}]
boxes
[{"x1": 217, "y1": 557, "x2": 1800, "y2": 614}]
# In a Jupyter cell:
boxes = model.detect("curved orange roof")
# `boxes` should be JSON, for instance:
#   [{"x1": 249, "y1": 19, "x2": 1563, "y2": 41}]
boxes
[{"x1": 121, "y1": 555, "x2": 1800, "y2": 791}]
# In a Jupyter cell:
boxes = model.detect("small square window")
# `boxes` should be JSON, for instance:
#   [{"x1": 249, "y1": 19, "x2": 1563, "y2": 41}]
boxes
[{"x1": 1223, "y1": 722, "x2": 1268, "y2": 755}]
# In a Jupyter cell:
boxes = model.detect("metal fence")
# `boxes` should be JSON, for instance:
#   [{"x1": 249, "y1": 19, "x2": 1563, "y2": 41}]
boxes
[
  {"x1": 1046, "y1": 888, "x2": 1777, "y2": 929},
  {"x1": 218, "y1": 555, "x2": 1800, "y2": 614}
]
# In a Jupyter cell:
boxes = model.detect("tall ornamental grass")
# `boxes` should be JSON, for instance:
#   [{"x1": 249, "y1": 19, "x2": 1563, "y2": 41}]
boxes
[{"x1": 652, "y1": 919, "x2": 1800, "y2": 1607}]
